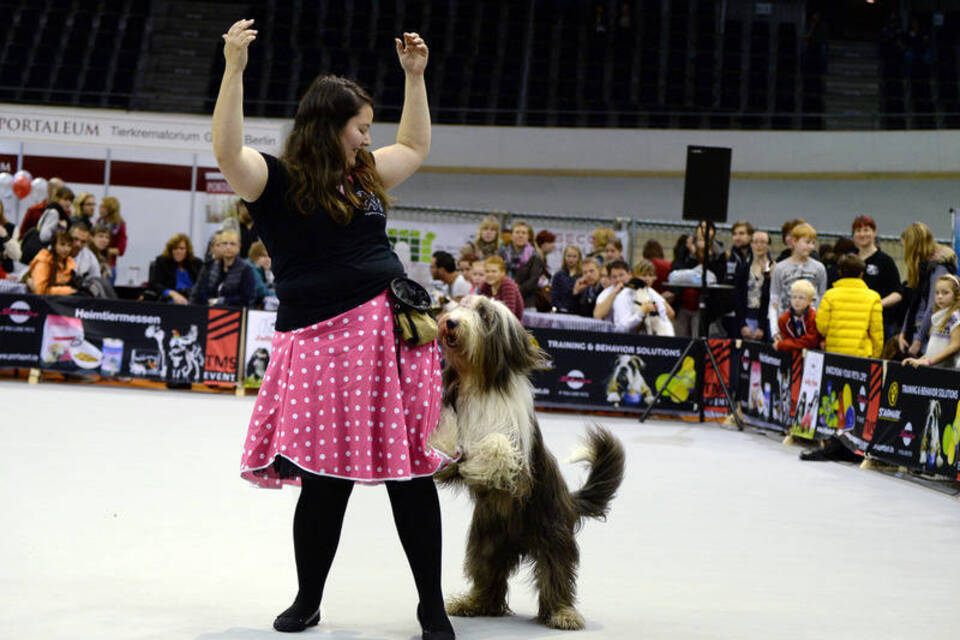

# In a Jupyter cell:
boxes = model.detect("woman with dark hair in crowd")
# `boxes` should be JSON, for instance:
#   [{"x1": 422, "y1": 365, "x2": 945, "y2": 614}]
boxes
[
  {"x1": 499, "y1": 219, "x2": 545, "y2": 310},
  {"x1": 670, "y1": 233, "x2": 699, "y2": 336},
  {"x1": 642, "y1": 239, "x2": 672, "y2": 294},
  {"x1": 89, "y1": 224, "x2": 115, "y2": 280},
  {"x1": 28, "y1": 228, "x2": 77, "y2": 295},
  {"x1": 214, "y1": 20, "x2": 453, "y2": 638},
  {"x1": 825, "y1": 236, "x2": 857, "y2": 287},
  {"x1": 899, "y1": 222, "x2": 958, "y2": 356},
  {"x1": 96, "y1": 196, "x2": 126, "y2": 281},
  {"x1": 0, "y1": 200, "x2": 21, "y2": 276},
  {"x1": 149, "y1": 233, "x2": 204, "y2": 304},
  {"x1": 36, "y1": 186, "x2": 75, "y2": 245},
  {"x1": 852, "y1": 215, "x2": 902, "y2": 339},
  {"x1": 551, "y1": 244, "x2": 583, "y2": 313},
  {"x1": 735, "y1": 229, "x2": 775, "y2": 341}
]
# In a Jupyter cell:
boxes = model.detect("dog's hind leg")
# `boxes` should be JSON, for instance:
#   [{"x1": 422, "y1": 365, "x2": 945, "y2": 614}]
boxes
[
  {"x1": 532, "y1": 532, "x2": 585, "y2": 630},
  {"x1": 447, "y1": 494, "x2": 520, "y2": 618}
]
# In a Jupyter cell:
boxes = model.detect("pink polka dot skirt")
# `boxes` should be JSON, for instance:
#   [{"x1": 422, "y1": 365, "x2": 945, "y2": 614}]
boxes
[{"x1": 240, "y1": 292, "x2": 451, "y2": 488}]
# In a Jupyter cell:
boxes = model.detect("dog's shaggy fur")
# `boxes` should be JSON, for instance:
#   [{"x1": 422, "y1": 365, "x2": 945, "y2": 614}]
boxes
[{"x1": 430, "y1": 295, "x2": 625, "y2": 630}]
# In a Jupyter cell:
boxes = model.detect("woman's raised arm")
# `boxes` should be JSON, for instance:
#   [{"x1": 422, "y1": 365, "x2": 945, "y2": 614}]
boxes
[
  {"x1": 212, "y1": 18, "x2": 268, "y2": 202},
  {"x1": 373, "y1": 33, "x2": 431, "y2": 191}
]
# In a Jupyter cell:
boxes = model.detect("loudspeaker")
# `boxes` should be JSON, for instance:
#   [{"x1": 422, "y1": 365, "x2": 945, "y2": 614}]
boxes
[{"x1": 682, "y1": 145, "x2": 731, "y2": 223}]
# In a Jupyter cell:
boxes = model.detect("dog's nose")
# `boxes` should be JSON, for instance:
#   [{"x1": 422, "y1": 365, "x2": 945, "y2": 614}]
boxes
[{"x1": 445, "y1": 318, "x2": 458, "y2": 331}]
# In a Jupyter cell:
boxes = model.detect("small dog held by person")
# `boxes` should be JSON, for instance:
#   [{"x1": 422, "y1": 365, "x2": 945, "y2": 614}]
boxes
[{"x1": 429, "y1": 294, "x2": 625, "y2": 630}]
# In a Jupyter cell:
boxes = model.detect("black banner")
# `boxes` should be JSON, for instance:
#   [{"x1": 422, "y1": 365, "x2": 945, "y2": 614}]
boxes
[
  {"x1": 737, "y1": 340, "x2": 791, "y2": 432},
  {"x1": 0, "y1": 293, "x2": 241, "y2": 385},
  {"x1": 867, "y1": 363, "x2": 960, "y2": 480},
  {"x1": 814, "y1": 352, "x2": 881, "y2": 440},
  {"x1": 0, "y1": 294, "x2": 44, "y2": 368},
  {"x1": 529, "y1": 328, "x2": 700, "y2": 415}
]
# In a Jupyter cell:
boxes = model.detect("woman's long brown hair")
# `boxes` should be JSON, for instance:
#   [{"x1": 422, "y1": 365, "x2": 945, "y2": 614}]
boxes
[
  {"x1": 901, "y1": 222, "x2": 937, "y2": 288},
  {"x1": 280, "y1": 75, "x2": 390, "y2": 225}
]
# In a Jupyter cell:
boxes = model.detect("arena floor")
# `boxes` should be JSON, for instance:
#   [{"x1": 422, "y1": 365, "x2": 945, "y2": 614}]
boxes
[{"x1": 2, "y1": 381, "x2": 958, "y2": 640}]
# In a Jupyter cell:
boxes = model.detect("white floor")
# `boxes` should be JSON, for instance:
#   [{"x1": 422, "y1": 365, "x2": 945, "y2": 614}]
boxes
[{"x1": 2, "y1": 380, "x2": 959, "y2": 640}]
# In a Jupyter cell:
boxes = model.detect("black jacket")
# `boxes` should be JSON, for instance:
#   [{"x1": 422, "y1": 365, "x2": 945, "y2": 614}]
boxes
[
  {"x1": 734, "y1": 251, "x2": 774, "y2": 339},
  {"x1": 191, "y1": 258, "x2": 256, "y2": 307},
  {"x1": 149, "y1": 255, "x2": 204, "y2": 298}
]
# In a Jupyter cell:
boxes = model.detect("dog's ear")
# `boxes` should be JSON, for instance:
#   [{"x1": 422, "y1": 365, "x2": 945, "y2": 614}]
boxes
[
  {"x1": 442, "y1": 366, "x2": 460, "y2": 407},
  {"x1": 503, "y1": 313, "x2": 549, "y2": 374}
]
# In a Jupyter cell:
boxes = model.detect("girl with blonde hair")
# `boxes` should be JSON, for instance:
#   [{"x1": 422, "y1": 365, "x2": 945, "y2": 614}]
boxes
[
  {"x1": 72, "y1": 192, "x2": 96, "y2": 221},
  {"x1": 475, "y1": 215, "x2": 501, "y2": 257},
  {"x1": 550, "y1": 245, "x2": 583, "y2": 313},
  {"x1": 903, "y1": 274, "x2": 960, "y2": 369},
  {"x1": 899, "y1": 222, "x2": 958, "y2": 356},
  {"x1": 96, "y1": 196, "x2": 127, "y2": 277}
]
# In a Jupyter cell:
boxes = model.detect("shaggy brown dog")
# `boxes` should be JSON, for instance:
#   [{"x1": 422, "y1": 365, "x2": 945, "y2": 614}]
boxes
[{"x1": 430, "y1": 295, "x2": 625, "y2": 630}]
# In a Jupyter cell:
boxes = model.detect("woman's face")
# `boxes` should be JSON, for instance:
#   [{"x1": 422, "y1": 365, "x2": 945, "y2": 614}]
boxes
[
  {"x1": 93, "y1": 232, "x2": 110, "y2": 251},
  {"x1": 480, "y1": 227, "x2": 498, "y2": 243},
  {"x1": 564, "y1": 247, "x2": 580, "y2": 270},
  {"x1": 339, "y1": 104, "x2": 373, "y2": 169},
  {"x1": 685, "y1": 235, "x2": 696, "y2": 254},
  {"x1": 99, "y1": 203, "x2": 109, "y2": 218},
  {"x1": 54, "y1": 238, "x2": 72, "y2": 259},
  {"x1": 600, "y1": 268, "x2": 612, "y2": 288},
  {"x1": 853, "y1": 225, "x2": 876, "y2": 250},
  {"x1": 511, "y1": 225, "x2": 529, "y2": 247},
  {"x1": 604, "y1": 243, "x2": 621, "y2": 262},
  {"x1": 751, "y1": 232, "x2": 769, "y2": 256},
  {"x1": 172, "y1": 242, "x2": 187, "y2": 263},
  {"x1": 484, "y1": 264, "x2": 505, "y2": 286},
  {"x1": 81, "y1": 197, "x2": 95, "y2": 217}
]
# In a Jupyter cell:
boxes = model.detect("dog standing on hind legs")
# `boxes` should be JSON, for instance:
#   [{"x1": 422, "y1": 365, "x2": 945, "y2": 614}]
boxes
[{"x1": 429, "y1": 295, "x2": 626, "y2": 630}]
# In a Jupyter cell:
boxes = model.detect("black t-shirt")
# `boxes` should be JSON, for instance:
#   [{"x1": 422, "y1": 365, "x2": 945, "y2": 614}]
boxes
[
  {"x1": 863, "y1": 248, "x2": 901, "y2": 326},
  {"x1": 243, "y1": 153, "x2": 404, "y2": 331}
]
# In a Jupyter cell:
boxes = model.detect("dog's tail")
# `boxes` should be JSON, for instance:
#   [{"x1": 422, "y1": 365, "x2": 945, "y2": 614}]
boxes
[{"x1": 567, "y1": 425, "x2": 625, "y2": 521}]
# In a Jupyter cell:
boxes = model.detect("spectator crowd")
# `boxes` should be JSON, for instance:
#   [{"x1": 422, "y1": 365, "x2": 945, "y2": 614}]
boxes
[{"x1": 4, "y1": 177, "x2": 959, "y2": 395}]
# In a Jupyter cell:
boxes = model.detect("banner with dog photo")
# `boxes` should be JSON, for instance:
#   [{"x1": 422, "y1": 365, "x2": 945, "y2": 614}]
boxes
[
  {"x1": 811, "y1": 352, "x2": 881, "y2": 442},
  {"x1": 867, "y1": 363, "x2": 960, "y2": 480},
  {"x1": 38, "y1": 297, "x2": 210, "y2": 383},
  {"x1": 737, "y1": 340, "x2": 792, "y2": 432},
  {"x1": 528, "y1": 328, "x2": 701, "y2": 416},
  {"x1": 243, "y1": 309, "x2": 277, "y2": 388}
]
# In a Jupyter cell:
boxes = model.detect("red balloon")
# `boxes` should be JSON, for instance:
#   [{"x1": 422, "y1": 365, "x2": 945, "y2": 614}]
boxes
[{"x1": 12, "y1": 174, "x2": 31, "y2": 199}]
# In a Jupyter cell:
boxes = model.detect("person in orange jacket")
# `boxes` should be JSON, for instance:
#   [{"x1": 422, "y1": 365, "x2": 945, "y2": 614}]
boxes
[{"x1": 28, "y1": 228, "x2": 78, "y2": 296}]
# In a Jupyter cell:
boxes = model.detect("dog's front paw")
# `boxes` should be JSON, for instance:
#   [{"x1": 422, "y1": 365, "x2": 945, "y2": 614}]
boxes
[
  {"x1": 540, "y1": 606, "x2": 585, "y2": 630},
  {"x1": 459, "y1": 433, "x2": 527, "y2": 495},
  {"x1": 447, "y1": 592, "x2": 511, "y2": 618}
]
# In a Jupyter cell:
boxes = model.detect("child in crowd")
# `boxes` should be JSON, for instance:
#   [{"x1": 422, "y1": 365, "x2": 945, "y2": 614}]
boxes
[
  {"x1": 815, "y1": 254, "x2": 883, "y2": 358},
  {"x1": 468, "y1": 259, "x2": 486, "y2": 295},
  {"x1": 603, "y1": 237, "x2": 624, "y2": 264},
  {"x1": 89, "y1": 224, "x2": 114, "y2": 280},
  {"x1": 550, "y1": 245, "x2": 583, "y2": 313},
  {"x1": 903, "y1": 274, "x2": 960, "y2": 369},
  {"x1": 599, "y1": 263, "x2": 612, "y2": 289},
  {"x1": 768, "y1": 222, "x2": 827, "y2": 341},
  {"x1": 478, "y1": 255, "x2": 524, "y2": 319},
  {"x1": 625, "y1": 259, "x2": 675, "y2": 336},
  {"x1": 96, "y1": 196, "x2": 126, "y2": 282},
  {"x1": 28, "y1": 228, "x2": 77, "y2": 295},
  {"x1": 773, "y1": 279, "x2": 820, "y2": 353}
]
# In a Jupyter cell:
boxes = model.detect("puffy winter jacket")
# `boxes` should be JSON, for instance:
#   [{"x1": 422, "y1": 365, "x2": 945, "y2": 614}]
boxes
[{"x1": 815, "y1": 278, "x2": 883, "y2": 358}]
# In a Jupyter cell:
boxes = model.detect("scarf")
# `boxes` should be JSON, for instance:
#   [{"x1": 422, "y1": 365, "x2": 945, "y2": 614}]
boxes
[
  {"x1": 476, "y1": 237, "x2": 500, "y2": 258},
  {"x1": 503, "y1": 242, "x2": 535, "y2": 278}
]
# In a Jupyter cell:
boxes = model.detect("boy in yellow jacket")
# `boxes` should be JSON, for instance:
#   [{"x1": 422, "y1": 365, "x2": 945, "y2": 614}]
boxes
[{"x1": 815, "y1": 254, "x2": 883, "y2": 358}]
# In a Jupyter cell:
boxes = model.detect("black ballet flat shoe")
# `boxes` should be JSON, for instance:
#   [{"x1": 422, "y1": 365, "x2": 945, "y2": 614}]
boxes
[
  {"x1": 417, "y1": 603, "x2": 455, "y2": 640},
  {"x1": 273, "y1": 609, "x2": 320, "y2": 633}
]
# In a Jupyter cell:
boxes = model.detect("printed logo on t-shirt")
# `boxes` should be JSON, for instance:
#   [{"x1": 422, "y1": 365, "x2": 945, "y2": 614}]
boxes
[
  {"x1": 865, "y1": 264, "x2": 879, "y2": 276},
  {"x1": 356, "y1": 189, "x2": 385, "y2": 217}
]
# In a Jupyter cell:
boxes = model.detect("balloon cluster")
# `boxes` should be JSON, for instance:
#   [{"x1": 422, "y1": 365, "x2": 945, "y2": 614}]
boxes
[{"x1": 0, "y1": 170, "x2": 47, "y2": 205}]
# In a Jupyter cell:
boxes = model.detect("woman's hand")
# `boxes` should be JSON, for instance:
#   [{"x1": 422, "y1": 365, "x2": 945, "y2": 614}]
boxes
[
  {"x1": 395, "y1": 32, "x2": 428, "y2": 75},
  {"x1": 169, "y1": 291, "x2": 188, "y2": 305},
  {"x1": 897, "y1": 332, "x2": 908, "y2": 352},
  {"x1": 908, "y1": 339, "x2": 922, "y2": 356},
  {"x1": 222, "y1": 19, "x2": 257, "y2": 72}
]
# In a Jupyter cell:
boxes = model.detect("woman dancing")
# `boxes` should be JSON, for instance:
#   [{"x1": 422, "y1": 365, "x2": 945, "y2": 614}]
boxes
[{"x1": 214, "y1": 19, "x2": 454, "y2": 639}]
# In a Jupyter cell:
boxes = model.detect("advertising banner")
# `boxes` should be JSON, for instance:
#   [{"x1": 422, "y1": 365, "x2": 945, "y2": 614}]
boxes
[
  {"x1": 529, "y1": 328, "x2": 700, "y2": 415},
  {"x1": 869, "y1": 364, "x2": 960, "y2": 479},
  {"x1": 39, "y1": 296, "x2": 208, "y2": 382},
  {"x1": 812, "y1": 352, "x2": 881, "y2": 441},
  {"x1": 243, "y1": 309, "x2": 277, "y2": 388},
  {"x1": 790, "y1": 350, "x2": 824, "y2": 439},
  {"x1": 737, "y1": 340, "x2": 791, "y2": 432},
  {"x1": 0, "y1": 294, "x2": 44, "y2": 368},
  {"x1": 703, "y1": 339, "x2": 733, "y2": 417},
  {"x1": 203, "y1": 308, "x2": 242, "y2": 386}
]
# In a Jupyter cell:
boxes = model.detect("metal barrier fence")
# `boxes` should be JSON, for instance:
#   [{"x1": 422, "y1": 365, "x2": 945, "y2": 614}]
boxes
[{"x1": 392, "y1": 204, "x2": 929, "y2": 273}]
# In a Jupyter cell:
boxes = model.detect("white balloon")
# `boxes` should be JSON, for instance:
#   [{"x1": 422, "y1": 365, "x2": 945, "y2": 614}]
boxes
[
  {"x1": 30, "y1": 177, "x2": 47, "y2": 197},
  {"x1": 0, "y1": 172, "x2": 12, "y2": 190},
  {"x1": 13, "y1": 169, "x2": 32, "y2": 182}
]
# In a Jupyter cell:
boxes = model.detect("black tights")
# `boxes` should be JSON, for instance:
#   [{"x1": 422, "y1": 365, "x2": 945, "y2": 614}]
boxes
[{"x1": 281, "y1": 474, "x2": 452, "y2": 633}]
